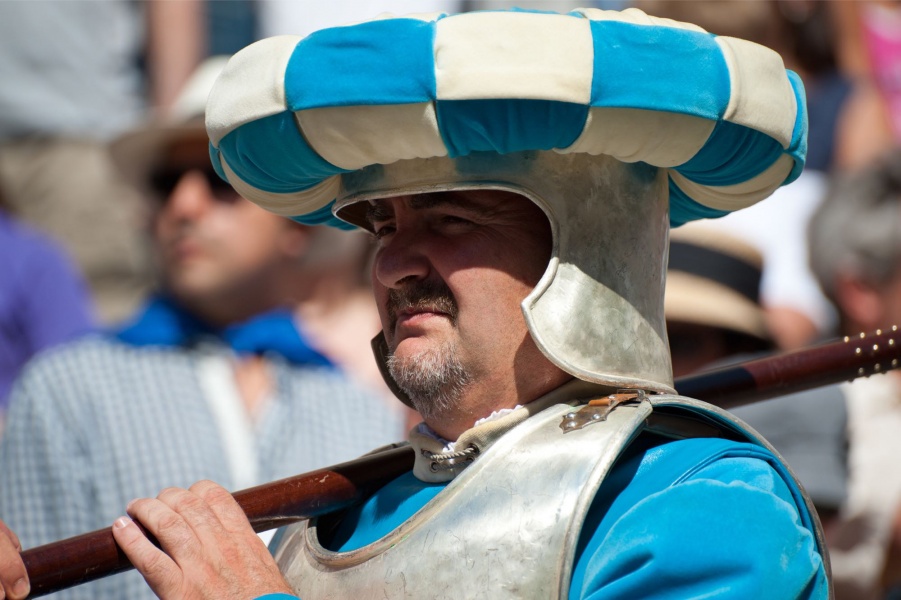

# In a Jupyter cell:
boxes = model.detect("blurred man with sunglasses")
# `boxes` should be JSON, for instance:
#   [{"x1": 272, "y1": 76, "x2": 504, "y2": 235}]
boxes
[{"x1": 0, "y1": 57, "x2": 405, "y2": 600}]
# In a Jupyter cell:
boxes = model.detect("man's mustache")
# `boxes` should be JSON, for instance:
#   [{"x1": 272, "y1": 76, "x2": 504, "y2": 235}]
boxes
[{"x1": 386, "y1": 280, "x2": 459, "y2": 331}]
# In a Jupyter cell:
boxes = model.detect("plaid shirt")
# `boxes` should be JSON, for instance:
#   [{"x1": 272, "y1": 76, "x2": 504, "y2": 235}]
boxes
[{"x1": 0, "y1": 334, "x2": 405, "y2": 600}]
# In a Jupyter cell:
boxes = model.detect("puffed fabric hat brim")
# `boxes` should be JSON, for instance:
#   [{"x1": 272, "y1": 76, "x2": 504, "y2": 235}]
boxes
[{"x1": 204, "y1": 7, "x2": 807, "y2": 231}]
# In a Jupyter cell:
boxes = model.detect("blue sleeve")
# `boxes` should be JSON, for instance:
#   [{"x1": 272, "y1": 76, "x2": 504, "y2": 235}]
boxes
[
  {"x1": 573, "y1": 456, "x2": 828, "y2": 599},
  {"x1": 255, "y1": 595, "x2": 299, "y2": 599},
  {"x1": 20, "y1": 234, "x2": 96, "y2": 353}
]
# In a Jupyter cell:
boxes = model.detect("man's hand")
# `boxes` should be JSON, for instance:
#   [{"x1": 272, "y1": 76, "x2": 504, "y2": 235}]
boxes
[
  {"x1": 0, "y1": 519, "x2": 29, "y2": 600},
  {"x1": 112, "y1": 480, "x2": 295, "y2": 600}
]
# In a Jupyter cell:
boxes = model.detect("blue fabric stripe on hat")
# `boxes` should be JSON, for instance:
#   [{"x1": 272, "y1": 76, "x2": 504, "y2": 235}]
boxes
[
  {"x1": 290, "y1": 203, "x2": 356, "y2": 230},
  {"x1": 674, "y1": 121, "x2": 784, "y2": 186},
  {"x1": 588, "y1": 21, "x2": 728, "y2": 120},
  {"x1": 785, "y1": 70, "x2": 808, "y2": 185},
  {"x1": 285, "y1": 18, "x2": 438, "y2": 111},
  {"x1": 668, "y1": 179, "x2": 729, "y2": 228},
  {"x1": 437, "y1": 99, "x2": 588, "y2": 158},
  {"x1": 218, "y1": 112, "x2": 351, "y2": 193}
]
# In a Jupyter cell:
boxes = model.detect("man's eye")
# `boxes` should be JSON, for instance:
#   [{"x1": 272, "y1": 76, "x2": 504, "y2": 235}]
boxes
[
  {"x1": 441, "y1": 215, "x2": 473, "y2": 226},
  {"x1": 372, "y1": 225, "x2": 395, "y2": 240}
]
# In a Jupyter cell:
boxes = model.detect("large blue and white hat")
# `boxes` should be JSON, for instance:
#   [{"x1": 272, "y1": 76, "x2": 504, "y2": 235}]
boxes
[{"x1": 206, "y1": 7, "x2": 806, "y2": 396}]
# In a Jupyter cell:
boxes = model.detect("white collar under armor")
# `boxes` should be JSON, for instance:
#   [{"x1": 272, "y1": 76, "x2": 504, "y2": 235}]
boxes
[{"x1": 408, "y1": 378, "x2": 612, "y2": 483}]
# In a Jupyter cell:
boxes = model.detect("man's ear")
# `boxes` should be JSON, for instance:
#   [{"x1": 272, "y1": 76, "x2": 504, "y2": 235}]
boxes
[
  {"x1": 833, "y1": 271, "x2": 885, "y2": 331},
  {"x1": 279, "y1": 221, "x2": 312, "y2": 260}
]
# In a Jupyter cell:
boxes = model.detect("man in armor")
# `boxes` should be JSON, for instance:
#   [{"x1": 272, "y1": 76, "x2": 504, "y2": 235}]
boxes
[{"x1": 0, "y1": 6, "x2": 829, "y2": 599}]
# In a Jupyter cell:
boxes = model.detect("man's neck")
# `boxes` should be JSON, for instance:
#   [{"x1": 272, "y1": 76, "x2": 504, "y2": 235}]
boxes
[{"x1": 172, "y1": 294, "x2": 281, "y2": 330}]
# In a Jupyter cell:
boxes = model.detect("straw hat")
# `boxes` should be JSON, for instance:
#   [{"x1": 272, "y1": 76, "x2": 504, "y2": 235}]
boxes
[
  {"x1": 666, "y1": 223, "x2": 772, "y2": 343},
  {"x1": 111, "y1": 56, "x2": 231, "y2": 185}
]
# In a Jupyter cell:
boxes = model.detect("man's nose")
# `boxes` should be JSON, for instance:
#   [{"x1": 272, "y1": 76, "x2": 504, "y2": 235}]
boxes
[
  {"x1": 373, "y1": 230, "x2": 432, "y2": 289},
  {"x1": 163, "y1": 170, "x2": 216, "y2": 220}
]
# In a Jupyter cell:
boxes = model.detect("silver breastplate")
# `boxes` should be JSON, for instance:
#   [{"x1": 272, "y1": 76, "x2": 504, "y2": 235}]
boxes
[{"x1": 271, "y1": 396, "x2": 829, "y2": 599}]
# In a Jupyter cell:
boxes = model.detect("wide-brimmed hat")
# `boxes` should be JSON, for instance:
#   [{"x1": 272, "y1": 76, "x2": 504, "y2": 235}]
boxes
[
  {"x1": 111, "y1": 56, "x2": 231, "y2": 186},
  {"x1": 666, "y1": 223, "x2": 772, "y2": 343}
]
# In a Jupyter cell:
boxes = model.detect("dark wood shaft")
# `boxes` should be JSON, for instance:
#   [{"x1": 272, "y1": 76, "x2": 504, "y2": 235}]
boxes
[
  {"x1": 676, "y1": 326, "x2": 901, "y2": 409},
  {"x1": 21, "y1": 445, "x2": 414, "y2": 598}
]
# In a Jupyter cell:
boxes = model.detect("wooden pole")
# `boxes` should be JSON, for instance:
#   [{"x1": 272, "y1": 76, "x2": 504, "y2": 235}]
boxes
[
  {"x1": 21, "y1": 445, "x2": 414, "y2": 598},
  {"x1": 676, "y1": 326, "x2": 901, "y2": 409}
]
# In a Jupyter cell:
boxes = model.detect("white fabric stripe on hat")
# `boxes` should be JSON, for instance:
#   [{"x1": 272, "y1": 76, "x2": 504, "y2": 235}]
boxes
[
  {"x1": 670, "y1": 153, "x2": 795, "y2": 212},
  {"x1": 220, "y1": 158, "x2": 338, "y2": 216},
  {"x1": 717, "y1": 37, "x2": 796, "y2": 149},
  {"x1": 574, "y1": 7, "x2": 706, "y2": 33},
  {"x1": 368, "y1": 10, "x2": 446, "y2": 23},
  {"x1": 434, "y1": 12, "x2": 594, "y2": 104},
  {"x1": 206, "y1": 35, "x2": 299, "y2": 147},
  {"x1": 297, "y1": 102, "x2": 446, "y2": 171},
  {"x1": 559, "y1": 107, "x2": 714, "y2": 167}
]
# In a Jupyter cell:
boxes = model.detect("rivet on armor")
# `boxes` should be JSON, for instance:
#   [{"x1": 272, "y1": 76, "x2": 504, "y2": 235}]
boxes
[
  {"x1": 874, "y1": 344, "x2": 880, "y2": 351},
  {"x1": 844, "y1": 336, "x2": 850, "y2": 343},
  {"x1": 877, "y1": 329, "x2": 883, "y2": 336},
  {"x1": 860, "y1": 332, "x2": 867, "y2": 339},
  {"x1": 875, "y1": 363, "x2": 882, "y2": 371},
  {"x1": 858, "y1": 367, "x2": 866, "y2": 376},
  {"x1": 855, "y1": 347, "x2": 862, "y2": 355}
]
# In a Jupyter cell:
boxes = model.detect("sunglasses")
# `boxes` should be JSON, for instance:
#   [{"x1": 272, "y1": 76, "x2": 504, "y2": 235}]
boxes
[{"x1": 148, "y1": 166, "x2": 241, "y2": 204}]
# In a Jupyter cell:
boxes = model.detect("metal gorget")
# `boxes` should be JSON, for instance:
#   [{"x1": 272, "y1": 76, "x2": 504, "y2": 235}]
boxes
[{"x1": 270, "y1": 395, "x2": 830, "y2": 599}]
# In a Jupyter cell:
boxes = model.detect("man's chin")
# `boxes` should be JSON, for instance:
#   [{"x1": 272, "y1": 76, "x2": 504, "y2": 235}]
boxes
[
  {"x1": 165, "y1": 273, "x2": 235, "y2": 307},
  {"x1": 386, "y1": 336, "x2": 471, "y2": 421}
]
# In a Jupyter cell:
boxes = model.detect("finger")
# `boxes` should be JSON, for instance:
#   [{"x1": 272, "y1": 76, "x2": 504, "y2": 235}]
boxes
[
  {"x1": 0, "y1": 520, "x2": 29, "y2": 600},
  {"x1": 186, "y1": 483, "x2": 293, "y2": 596},
  {"x1": 127, "y1": 494, "x2": 204, "y2": 564},
  {"x1": 112, "y1": 515, "x2": 180, "y2": 599},
  {"x1": 155, "y1": 486, "x2": 230, "y2": 552},
  {"x1": 189, "y1": 480, "x2": 255, "y2": 536},
  {"x1": 0, "y1": 522, "x2": 20, "y2": 554}
]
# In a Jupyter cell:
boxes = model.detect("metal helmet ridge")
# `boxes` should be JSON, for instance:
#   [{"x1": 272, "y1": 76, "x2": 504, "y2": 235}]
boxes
[{"x1": 205, "y1": 8, "x2": 808, "y2": 402}]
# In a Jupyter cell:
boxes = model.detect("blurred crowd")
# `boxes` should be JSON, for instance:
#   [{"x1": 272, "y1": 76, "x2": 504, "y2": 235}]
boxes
[{"x1": 1, "y1": 1, "x2": 900, "y2": 599}]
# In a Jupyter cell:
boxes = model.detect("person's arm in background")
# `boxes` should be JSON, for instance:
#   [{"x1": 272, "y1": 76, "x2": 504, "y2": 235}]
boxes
[
  {"x1": 0, "y1": 210, "x2": 96, "y2": 435},
  {"x1": 145, "y1": 0, "x2": 206, "y2": 113},
  {"x1": 20, "y1": 230, "x2": 96, "y2": 354},
  {"x1": 827, "y1": 1, "x2": 897, "y2": 172}
]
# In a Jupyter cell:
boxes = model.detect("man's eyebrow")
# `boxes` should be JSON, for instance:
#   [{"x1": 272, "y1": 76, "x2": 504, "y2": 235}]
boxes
[{"x1": 365, "y1": 192, "x2": 493, "y2": 224}]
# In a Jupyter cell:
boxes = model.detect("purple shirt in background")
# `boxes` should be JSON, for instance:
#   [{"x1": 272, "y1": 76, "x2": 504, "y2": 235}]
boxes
[{"x1": 0, "y1": 209, "x2": 96, "y2": 409}]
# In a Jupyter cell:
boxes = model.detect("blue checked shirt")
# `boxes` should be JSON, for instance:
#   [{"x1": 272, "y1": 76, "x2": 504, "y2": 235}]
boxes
[{"x1": 0, "y1": 335, "x2": 406, "y2": 600}]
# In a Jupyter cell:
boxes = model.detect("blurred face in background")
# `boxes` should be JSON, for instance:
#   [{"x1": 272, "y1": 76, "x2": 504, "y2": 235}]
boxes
[
  {"x1": 150, "y1": 140, "x2": 306, "y2": 321},
  {"x1": 842, "y1": 262, "x2": 901, "y2": 334}
]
